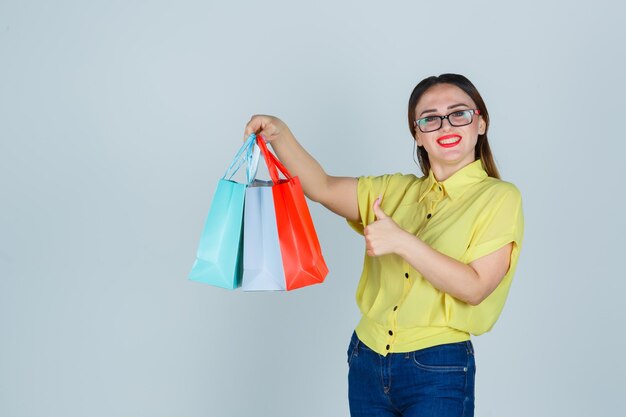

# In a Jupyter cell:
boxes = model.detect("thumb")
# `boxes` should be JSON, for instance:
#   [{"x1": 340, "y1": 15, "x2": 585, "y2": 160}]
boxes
[{"x1": 373, "y1": 196, "x2": 388, "y2": 220}]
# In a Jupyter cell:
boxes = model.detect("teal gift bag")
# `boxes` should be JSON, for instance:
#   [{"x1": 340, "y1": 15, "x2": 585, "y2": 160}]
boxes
[{"x1": 189, "y1": 134, "x2": 260, "y2": 289}]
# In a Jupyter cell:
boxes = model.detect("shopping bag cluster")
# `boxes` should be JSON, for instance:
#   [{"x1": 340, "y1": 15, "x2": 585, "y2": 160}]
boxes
[{"x1": 189, "y1": 134, "x2": 328, "y2": 291}]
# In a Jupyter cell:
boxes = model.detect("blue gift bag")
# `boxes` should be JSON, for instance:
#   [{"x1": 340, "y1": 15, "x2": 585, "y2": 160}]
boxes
[{"x1": 189, "y1": 134, "x2": 260, "y2": 289}]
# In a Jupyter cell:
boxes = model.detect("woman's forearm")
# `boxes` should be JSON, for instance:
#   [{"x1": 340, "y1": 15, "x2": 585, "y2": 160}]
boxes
[
  {"x1": 365, "y1": 199, "x2": 512, "y2": 306},
  {"x1": 245, "y1": 115, "x2": 330, "y2": 202},
  {"x1": 268, "y1": 129, "x2": 332, "y2": 204},
  {"x1": 395, "y1": 232, "x2": 484, "y2": 305},
  {"x1": 245, "y1": 115, "x2": 359, "y2": 220}
]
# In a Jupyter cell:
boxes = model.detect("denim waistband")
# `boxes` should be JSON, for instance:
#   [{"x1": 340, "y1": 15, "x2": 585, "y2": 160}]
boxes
[{"x1": 350, "y1": 330, "x2": 474, "y2": 357}]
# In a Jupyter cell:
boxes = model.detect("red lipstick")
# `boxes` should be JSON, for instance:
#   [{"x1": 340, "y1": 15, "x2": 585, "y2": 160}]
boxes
[{"x1": 436, "y1": 134, "x2": 462, "y2": 148}]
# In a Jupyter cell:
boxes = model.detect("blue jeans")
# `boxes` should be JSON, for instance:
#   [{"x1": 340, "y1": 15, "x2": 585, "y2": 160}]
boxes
[{"x1": 347, "y1": 332, "x2": 475, "y2": 417}]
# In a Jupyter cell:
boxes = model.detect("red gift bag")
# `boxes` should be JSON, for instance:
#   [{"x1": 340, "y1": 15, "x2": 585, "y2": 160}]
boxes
[{"x1": 255, "y1": 137, "x2": 329, "y2": 290}]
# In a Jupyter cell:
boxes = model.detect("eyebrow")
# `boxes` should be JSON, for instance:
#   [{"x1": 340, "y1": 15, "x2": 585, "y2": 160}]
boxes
[{"x1": 419, "y1": 103, "x2": 470, "y2": 117}]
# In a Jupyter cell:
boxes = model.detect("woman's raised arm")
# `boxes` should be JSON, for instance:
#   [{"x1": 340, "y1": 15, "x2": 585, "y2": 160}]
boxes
[{"x1": 245, "y1": 115, "x2": 359, "y2": 221}]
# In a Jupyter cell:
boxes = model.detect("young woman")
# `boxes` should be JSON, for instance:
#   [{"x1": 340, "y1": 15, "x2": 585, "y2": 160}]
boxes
[{"x1": 244, "y1": 74, "x2": 524, "y2": 417}]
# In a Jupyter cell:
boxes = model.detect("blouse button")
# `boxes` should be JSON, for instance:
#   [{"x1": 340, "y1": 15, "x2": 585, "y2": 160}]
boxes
[
  {"x1": 393, "y1": 306, "x2": 398, "y2": 311},
  {"x1": 426, "y1": 213, "x2": 432, "y2": 219},
  {"x1": 386, "y1": 345, "x2": 390, "y2": 350},
  {"x1": 388, "y1": 330, "x2": 393, "y2": 336},
  {"x1": 404, "y1": 272, "x2": 409, "y2": 279}
]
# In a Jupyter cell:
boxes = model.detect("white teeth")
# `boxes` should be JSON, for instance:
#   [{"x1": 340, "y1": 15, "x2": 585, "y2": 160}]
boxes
[{"x1": 439, "y1": 137, "x2": 461, "y2": 145}]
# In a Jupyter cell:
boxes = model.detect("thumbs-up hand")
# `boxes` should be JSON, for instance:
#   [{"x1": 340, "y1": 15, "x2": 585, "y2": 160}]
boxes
[{"x1": 364, "y1": 197, "x2": 406, "y2": 257}]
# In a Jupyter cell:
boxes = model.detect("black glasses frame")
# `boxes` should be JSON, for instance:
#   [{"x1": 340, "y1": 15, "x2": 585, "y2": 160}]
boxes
[{"x1": 414, "y1": 109, "x2": 481, "y2": 133}]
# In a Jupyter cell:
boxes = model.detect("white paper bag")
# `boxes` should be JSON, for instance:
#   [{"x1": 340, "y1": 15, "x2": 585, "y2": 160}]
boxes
[{"x1": 242, "y1": 180, "x2": 286, "y2": 291}]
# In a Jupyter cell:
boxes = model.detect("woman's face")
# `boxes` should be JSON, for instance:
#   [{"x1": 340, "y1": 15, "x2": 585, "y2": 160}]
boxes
[{"x1": 413, "y1": 83, "x2": 486, "y2": 176}]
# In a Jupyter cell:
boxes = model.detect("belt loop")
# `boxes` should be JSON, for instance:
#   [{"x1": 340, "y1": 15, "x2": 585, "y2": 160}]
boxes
[{"x1": 466, "y1": 340, "x2": 474, "y2": 355}]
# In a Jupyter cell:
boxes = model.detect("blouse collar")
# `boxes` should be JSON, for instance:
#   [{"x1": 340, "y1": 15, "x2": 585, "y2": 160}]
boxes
[{"x1": 419, "y1": 159, "x2": 488, "y2": 202}]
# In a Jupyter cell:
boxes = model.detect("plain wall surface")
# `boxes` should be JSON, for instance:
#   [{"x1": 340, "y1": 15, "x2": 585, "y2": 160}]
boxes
[{"x1": 1, "y1": 1, "x2": 625, "y2": 416}]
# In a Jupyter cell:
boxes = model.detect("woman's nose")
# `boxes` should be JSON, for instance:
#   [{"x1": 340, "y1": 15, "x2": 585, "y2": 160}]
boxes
[{"x1": 440, "y1": 117, "x2": 453, "y2": 131}]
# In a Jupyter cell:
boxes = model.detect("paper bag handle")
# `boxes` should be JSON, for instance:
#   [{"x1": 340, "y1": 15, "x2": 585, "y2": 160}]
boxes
[
  {"x1": 256, "y1": 135, "x2": 293, "y2": 184},
  {"x1": 223, "y1": 134, "x2": 260, "y2": 185}
]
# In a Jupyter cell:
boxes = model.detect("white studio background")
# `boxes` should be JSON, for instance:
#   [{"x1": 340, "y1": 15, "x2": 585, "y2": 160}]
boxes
[{"x1": 1, "y1": 1, "x2": 625, "y2": 416}]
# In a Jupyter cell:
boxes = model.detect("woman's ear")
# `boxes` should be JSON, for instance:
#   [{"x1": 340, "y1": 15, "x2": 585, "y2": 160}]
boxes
[
  {"x1": 414, "y1": 135, "x2": 423, "y2": 147},
  {"x1": 478, "y1": 117, "x2": 486, "y2": 135}
]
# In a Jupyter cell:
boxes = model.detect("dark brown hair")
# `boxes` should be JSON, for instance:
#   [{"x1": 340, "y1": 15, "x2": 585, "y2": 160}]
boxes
[{"x1": 407, "y1": 73, "x2": 500, "y2": 179}]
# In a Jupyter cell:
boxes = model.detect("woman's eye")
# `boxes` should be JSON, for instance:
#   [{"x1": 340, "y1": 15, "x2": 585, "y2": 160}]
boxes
[
  {"x1": 450, "y1": 111, "x2": 466, "y2": 118},
  {"x1": 423, "y1": 116, "x2": 439, "y2": 123}
]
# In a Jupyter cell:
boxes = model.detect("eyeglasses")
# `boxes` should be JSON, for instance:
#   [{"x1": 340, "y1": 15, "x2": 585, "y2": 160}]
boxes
[{"x1": 414, "y1": 109, "x2": 480, "y2": 133}]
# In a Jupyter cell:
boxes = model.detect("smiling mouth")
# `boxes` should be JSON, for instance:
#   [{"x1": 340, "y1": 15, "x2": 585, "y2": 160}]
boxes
[{"x1": 437, "y1": 135, "x2": 462, "y2": 148}]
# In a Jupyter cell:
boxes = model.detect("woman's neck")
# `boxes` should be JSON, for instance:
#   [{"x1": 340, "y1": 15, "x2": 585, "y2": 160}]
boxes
[{"x1": 430, "y1": 158, "x2": 477, "y2": 182}]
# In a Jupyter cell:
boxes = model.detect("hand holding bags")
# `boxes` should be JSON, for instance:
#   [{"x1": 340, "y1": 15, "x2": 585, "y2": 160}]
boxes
[
  {"x1": 188, "y1": 134, "x2": 260, "y2": 289},
  {"x1": 242, "y1": 136, "x2": 329, "y2": 291}
]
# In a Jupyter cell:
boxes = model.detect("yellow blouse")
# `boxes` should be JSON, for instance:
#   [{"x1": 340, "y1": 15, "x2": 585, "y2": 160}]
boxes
[{"x1": 348, "y1": 160, "x2": 524, "y2": 355}]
